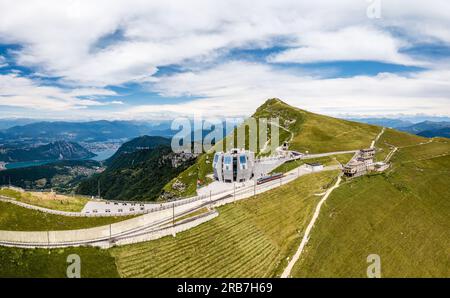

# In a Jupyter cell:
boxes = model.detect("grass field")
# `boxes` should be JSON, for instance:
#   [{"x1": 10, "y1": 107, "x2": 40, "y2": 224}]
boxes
[
  {"x1": 0, "y1": 201, "x2": 135, "y2": 231},
  {"x1": 0, "y1": 246, "x2": 118, "y2": 278},
  {"x1": 375, "y1": 128, "x2": 428, "y2": 161},
  {"x1": 290, "y1": 115, "x2": 380, "y2": 154},
  {"x1": 291, "y1": 136, "x2": 450, "y2": 277},
  {"x1": 110, "y1": 170, "x2": 339, "y2": 277},
  {"x1": 0, "y1": 187, "x2": 89, "y2": 212}
]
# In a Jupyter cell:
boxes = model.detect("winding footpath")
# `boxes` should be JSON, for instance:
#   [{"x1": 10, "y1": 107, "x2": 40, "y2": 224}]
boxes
[
  {"x1": 281, "y1": 128, "x2": 384, "y2": 277},
  {"x1": 281, "y1": 175, "x2": 342, "y2": 278}
]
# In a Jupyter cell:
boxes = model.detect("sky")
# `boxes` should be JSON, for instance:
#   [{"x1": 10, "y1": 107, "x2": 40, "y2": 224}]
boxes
[{"x1": 0, "y1": 0, "x2": 450, "y2": 120}]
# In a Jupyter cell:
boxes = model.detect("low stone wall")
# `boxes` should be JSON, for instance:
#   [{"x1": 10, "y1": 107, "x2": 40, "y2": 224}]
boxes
[
  {"x1": 0, "y1": 199, "x2": 208, "y2": 246},
  {"x1": 0, "y1": 209, "x2": 219, "y2": 249}
]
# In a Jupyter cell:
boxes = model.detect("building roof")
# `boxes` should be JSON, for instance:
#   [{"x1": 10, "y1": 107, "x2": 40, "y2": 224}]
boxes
[{"x1": 306, "y1": 162, "x2": 322, "y2": 166}]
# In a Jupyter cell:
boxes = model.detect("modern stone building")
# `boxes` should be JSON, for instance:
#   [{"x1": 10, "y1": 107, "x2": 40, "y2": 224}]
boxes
[
  {"x1": 343, "y1": 160, "x2": 368, "y2": 177},
  {"x1": 343, "y1": 148, "x2": 376, "y2": 178},
  {"x1": 213, "y1": 149, "x2": 255, "y2": 183}
]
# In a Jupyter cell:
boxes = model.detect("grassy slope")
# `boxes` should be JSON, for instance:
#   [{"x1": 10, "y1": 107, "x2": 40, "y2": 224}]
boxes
[
  {"x1": 0, "y1": 246, "x2": 118, "y2": 277},
  {"x1": 0, "y1": 188, "x2": 88, "y2": 212},
  {"x1": 111, "y1": 171, "x2": 339, "y2": 277},
  {"x1": 291, "y1": 132, "x2": 450, "y2": 277},
  {"x1": 0, "y1": 201, "x2": 134, "y2": 231},
  {"x1": 164, "y1": 98, "x2": 379, "y2": 197}
]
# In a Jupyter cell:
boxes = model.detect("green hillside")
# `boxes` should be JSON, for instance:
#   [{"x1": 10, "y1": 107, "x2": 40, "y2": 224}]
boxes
[
  {"x1": 105, "y1": 135, "x2": 171, "y2": 167},
  {"x1": 0, "y1": 160, "x2": 102, "y2": 193},
  {"x1": 111, "y1": 170, "x2": 338, "y2": 277},
  {"x1": 291, "y1": 132, "x2": 450, "y2": 277},
  {"x1": 164, "y1": 98, "x2": 380, "y2": 197}
]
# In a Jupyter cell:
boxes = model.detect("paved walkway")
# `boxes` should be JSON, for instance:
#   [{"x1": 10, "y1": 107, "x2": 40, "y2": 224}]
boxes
[
  {"x1": 371, "y1": 127, "x2": 385, "y2": 149},
  {"x1": 301, "y1": 150, "x2": 359, "y2": 159}
]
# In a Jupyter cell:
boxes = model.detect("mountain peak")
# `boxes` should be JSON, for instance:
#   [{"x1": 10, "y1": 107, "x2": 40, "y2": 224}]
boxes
[{"x1": 261, "y1": 98, "x2": 288, "y2": 108}]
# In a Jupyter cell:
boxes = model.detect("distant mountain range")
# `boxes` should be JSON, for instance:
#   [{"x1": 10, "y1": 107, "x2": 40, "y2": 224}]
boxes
[
  {"x1": 0, "y1": 120, "x2": 175, "y2": 143},
  {"x1": 349, "y1": 118, "x2": 450, "y2": 138},
  {"x1": 0, "y1": 118, "x2": 38, "y2": 130},
  {"x1": 399, "y1": 121, "x2": 450, "y2": 138},
  {"x1": 0, "y1": 141, "x2": 96, "y2": 163}
]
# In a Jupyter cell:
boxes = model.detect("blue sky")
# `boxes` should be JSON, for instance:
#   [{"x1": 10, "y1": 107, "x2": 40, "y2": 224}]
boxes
[{"x1": 0, "y1": 0, "x2": 449, "y2": 120}]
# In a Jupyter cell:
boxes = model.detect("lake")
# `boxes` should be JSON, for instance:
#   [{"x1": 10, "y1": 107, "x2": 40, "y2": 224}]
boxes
[
  {"x1": 90, "y1": 148, "x2": 117, "y2": 161},
  {"x1": 5, "y1": 160, "x2": 54, "y2": 169}
]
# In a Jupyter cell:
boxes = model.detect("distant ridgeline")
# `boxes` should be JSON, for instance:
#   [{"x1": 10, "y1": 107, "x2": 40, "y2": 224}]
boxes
[
  {"x1": 351, "y1": 118, "x2": 450, "y2": 139},
  {"x1": 0, "y1": 140, "x2": 96, "y2": 163},
  {"x1": 76, "y1": 136, "x2": 196, "y2": 201},
  {"x1": 0, "y1": 120, "x2": 175, "y2": 142}
]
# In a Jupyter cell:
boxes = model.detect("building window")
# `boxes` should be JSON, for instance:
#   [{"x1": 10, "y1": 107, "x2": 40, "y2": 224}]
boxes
[{"x1": 224, "y1": 156, "x2": 232, "y2": 165}]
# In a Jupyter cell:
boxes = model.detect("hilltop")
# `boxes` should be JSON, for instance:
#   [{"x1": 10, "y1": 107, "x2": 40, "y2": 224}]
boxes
[
  {"x1": 163, "y1": 98, "x2": 381, "y2": 198},
  {"x1": 252, "y1": 98, "x2": 380, "y2": 153}
]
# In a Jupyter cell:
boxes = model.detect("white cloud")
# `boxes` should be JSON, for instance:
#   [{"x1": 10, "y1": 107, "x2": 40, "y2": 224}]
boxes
[
  {"x1": 0, "y1": 0, "x2": 449, "y2": 87},
  {"x1": 0, "y1": 0, "x2": 449, "y2": 119},
  {"x1": 0, "y1": 73, "x2": 118, "y2": 110},
  {"x1": 267, "y1": 27, "x2": 424, "y2": 66},
  {"x1": 118, "y1": 61, "x2": 450, "y2": 118},
  {"x1": 0, "y1": 55, "x2": 7, "y2": 68}
]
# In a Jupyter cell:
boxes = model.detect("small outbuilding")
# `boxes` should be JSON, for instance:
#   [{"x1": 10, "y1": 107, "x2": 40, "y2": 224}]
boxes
[{"x1": 305, "y1": 162, "x2": 324, "y2": 172}]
